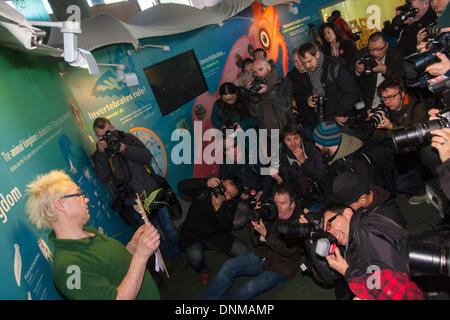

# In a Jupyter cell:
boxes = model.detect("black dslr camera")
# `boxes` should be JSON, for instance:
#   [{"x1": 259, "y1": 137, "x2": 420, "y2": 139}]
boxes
[
  {"x1": 392, "y1": 2, "x2": 419, "y2": 26},
  {"x1": 103, "y1": 130, "x2": 123, "y2": 157},
  {"x1": 249, "y1": 199, "x2": 277, "y2": 222},
  {"x1": 365, "y1": 104, "x2": 391, "y2": 131},
  {"x1": 360, "y1": 54, "x2": 378, "y2": 76},
  {"x1": 312, "y1": 94, "x2": 326, "y2": 122},
  {"x1": 249, "y1": 76, "x2": 267, "y2": 95},
  {"x1": 351, "y1": 31, "x2": 361, "y2": 42},
  {"x1": 211, "y1": 182, "x2": 226, "y2": 197},
  {"x1": 347, "y1": 100, "x2": 390, "y2": 135}
]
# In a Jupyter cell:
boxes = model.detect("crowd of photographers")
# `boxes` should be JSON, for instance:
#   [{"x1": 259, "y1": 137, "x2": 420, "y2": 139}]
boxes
[
  {"x1": 192, "y1": 0, "x2": 450, "y2": 300},
  {"x1": 24, "y1": 0, "x2": 450, "y2": 301}
]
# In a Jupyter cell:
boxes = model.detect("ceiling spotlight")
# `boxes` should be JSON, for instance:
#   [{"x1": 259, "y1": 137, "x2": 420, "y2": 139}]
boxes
[
  {"x1": 28, "y1": 20, "x2": 99, "y2": 74},
  {"x1": 289, "y1": 3, "x2": 299, "y2": 15},
  {"x1": 97, "y1": 63, "x2": 139, "y2": 87}
]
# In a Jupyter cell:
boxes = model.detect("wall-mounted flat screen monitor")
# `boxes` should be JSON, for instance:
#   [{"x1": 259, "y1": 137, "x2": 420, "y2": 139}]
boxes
[{"x1": 144, "y1": 50, "x2": 208, "y2": 116}]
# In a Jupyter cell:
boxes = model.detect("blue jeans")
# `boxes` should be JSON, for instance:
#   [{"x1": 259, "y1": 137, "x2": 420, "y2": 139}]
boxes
[
  {"x1": 202, "y1": 252, "x2": 288, "y2": 300},
  {"x1": 135, "y1": 205, "x2": 182, "y2": 259},
  {"x1": 185, "y1": 238, "x2": 248, "y2": 274}
]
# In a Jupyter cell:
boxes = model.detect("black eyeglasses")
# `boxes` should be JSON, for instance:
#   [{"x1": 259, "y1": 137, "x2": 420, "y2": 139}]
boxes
[
  {"x1": 368, "y1": 41, "x2": 387, "y2": 53},
  {"x1": 325, "y1": 214, "x2": 339, "y2": 232},
  {"x1": 61, "y1": 190, "x2": 86, "y2": 199},
  {"x1": 380, "y1": 90, "x2": 401, "y2": 102}
]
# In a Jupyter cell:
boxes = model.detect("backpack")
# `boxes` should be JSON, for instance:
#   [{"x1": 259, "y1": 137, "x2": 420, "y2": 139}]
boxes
[
  {"x1": 332, "y1": 141, "x2": 398, "y2": 197},
  {"x1": 358, "y1": 141, "x2": 398, "y2": 197}
]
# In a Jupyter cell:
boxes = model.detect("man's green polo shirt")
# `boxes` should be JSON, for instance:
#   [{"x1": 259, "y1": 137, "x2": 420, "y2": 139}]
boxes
[{"x1": 49, "y1": 226, "x2": 160, "y2": 300}]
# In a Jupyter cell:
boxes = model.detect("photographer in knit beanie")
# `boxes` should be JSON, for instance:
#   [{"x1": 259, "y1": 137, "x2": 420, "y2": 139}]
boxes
[{"x1": 313, "y1": 121, "x2": 397, "y2": 197}]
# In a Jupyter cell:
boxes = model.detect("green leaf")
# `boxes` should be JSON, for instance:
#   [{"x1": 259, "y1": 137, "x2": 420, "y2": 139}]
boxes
[{"x1": 142, "y1": 188, "x2": 162, "y2": 213}]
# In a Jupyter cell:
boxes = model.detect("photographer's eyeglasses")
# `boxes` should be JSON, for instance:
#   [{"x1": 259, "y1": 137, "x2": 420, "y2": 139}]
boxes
[
  {"x1": 368, "y1": 42, "x2": 387, "y2": 53},
  {"x1": 60, "y1": 190, "x2": 86, "y2": 199},
  {"x1": 325, "y1": 214, "x2": 339, "y2": 232},
  {"x1": 380, "y1": 91, "x2": 401, "y2": 102}
]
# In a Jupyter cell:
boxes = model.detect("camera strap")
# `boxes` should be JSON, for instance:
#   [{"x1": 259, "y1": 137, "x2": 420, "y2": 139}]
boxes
[{"x1": 107, "y1": 154, "x2": 132, "y2": 187}]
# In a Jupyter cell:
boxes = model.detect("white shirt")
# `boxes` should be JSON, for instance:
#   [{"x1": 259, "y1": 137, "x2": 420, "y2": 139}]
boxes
[{"x1": 371, "y1": 55, "x2": 386, "y2": 109}]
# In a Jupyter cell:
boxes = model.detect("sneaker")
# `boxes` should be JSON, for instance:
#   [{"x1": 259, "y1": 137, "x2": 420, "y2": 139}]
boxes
[
  {"x1": 197, "y1": 273, "x2": 209, "y2": 285},
  {"x1": 408, "y1": 194, "x2": 428, "y2": 205}
]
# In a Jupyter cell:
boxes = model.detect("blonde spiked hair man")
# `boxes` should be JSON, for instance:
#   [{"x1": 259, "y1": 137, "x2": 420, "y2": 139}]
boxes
[{"x1": 25, "y1": 170, "x2": 160, "y2": 300}]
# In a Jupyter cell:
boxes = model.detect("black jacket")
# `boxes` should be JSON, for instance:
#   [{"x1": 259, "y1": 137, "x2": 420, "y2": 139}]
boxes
[
  {"x1": 92, "y1": 131, "x2": 160, "y2": 205},
  {"x1": 249, "y1": 68, "x2": 294, "y2": 130},
  {"x1": 219, "y1": 161, "x2": 274, "y2": 203},
  {"x1": 278, "y1": 141, "x2": 328, "y2": 206},
  {"x1": 344, "y1": 210, "x2": 409, "y2": 281},
  {"x1": 437, "y1": 159, "x2": 450, "y2": 200},
  {"x1": 358, "y1": 184, "x2": 407, "y2": 228},
  {"x1": 352, "y1": 45, "x2": 405, "y2": 108},
  {"x1": 305, "y1": 55, "x2": 360, "y2": 122},
  {"x1": 177, "y1": 178, "x2": 238, "y2": 253},
  {"x1": 252, "y1": 207, "x2": 303, "y2": 278},
  {"x1": 309, "y1": 210, "x2": 409, "y2": 282},
  {"x1": 286, "y1": 67, "x2": 315, "y2": 128},
  {"x1": 321, "y1": 39, "x2": 357, "y2": 69},
  {"x1": 385, "y1": 6, "x2": 437, "y2": 57},
  {"x1": 328, "y1": 134, "x2": 398, "y2": 197}
]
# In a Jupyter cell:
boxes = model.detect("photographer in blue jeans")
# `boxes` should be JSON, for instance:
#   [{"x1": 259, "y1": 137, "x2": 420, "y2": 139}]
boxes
[
  {"x1": 178, "y1": 176, "x2": 249, "y2": 285},
  {"x1": 92, "y1": 118, "x2": 182, "y2": 267},
  {"x1": 202, "y1": 184, "x2": 303, "y2": 300}
]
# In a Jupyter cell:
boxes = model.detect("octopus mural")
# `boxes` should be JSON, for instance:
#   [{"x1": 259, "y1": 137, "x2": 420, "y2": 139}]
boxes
[{"x1": 192, "y1": 2, "x2": 289, "y2": 178}]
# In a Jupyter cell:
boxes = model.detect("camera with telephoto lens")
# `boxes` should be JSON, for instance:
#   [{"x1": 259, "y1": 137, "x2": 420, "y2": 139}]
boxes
[
  {"x1": 425, "y1": 23, "x2": 440, "y2": 41},
  {"x1": 403, "y1": 32, "x2": 450, "y2": 81},
  {"x1": 249, "y1": 76, "x2": 267, "y2": 95},
  {"x1": 277, "y1": 215, "x2": 325, "y2": 239},
  {"x1": 103, "y1": 130, "x2": 123, "y2": 157},
  {"x1": 408, "y1": 239, "x2": 450, "y2": 277},
  {"x1": 392, "y1": 2, "x2": 419, "y2": 27},
  {"x1": 347, "y1": 101, "x2": 390, "y2": 135},
  {"x1": 249, "y1": 199, "x2": 277, "y2": 222},
  {"x1": 365, "y1": 104, "x2": 390, "y2": 130},
  {"x1": 211, "y1": 182, "x2": 226, "y2": 197},
  {"x1": 360, "y1": 54, "x2": 378, "y2": 76},
  {"x1": 347, "y1": 100, "x2": 368, "y2": 129},
  {"x1": 312, "y1": 94, "x2": 326, "y2": 122},
  {"x1": 392, "y1": 108, "x2": 450, "y2": 150}
]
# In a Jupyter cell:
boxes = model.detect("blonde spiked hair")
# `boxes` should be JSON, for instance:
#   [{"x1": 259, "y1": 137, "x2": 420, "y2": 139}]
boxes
[{"x1": 25, "y1": 170, "x2": 73, "y2": 230}]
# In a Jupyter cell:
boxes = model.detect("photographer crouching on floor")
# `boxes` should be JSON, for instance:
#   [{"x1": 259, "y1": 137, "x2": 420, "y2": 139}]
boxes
[
  {"x1": 202, "y1": 183, "x2": 303, "y2": 300},
  {"x1": 298, "y1": 202, "x2": 423, "y2": 300},
  {"x1": 349, "y1": 77, "x2": 429, "y2": 205},
  {"x1": 177, "y1": 176, "x2": 249, "y2": 285},
  {"x1": 91, "y1": 117, "x2": 183, "y2": 270}
]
